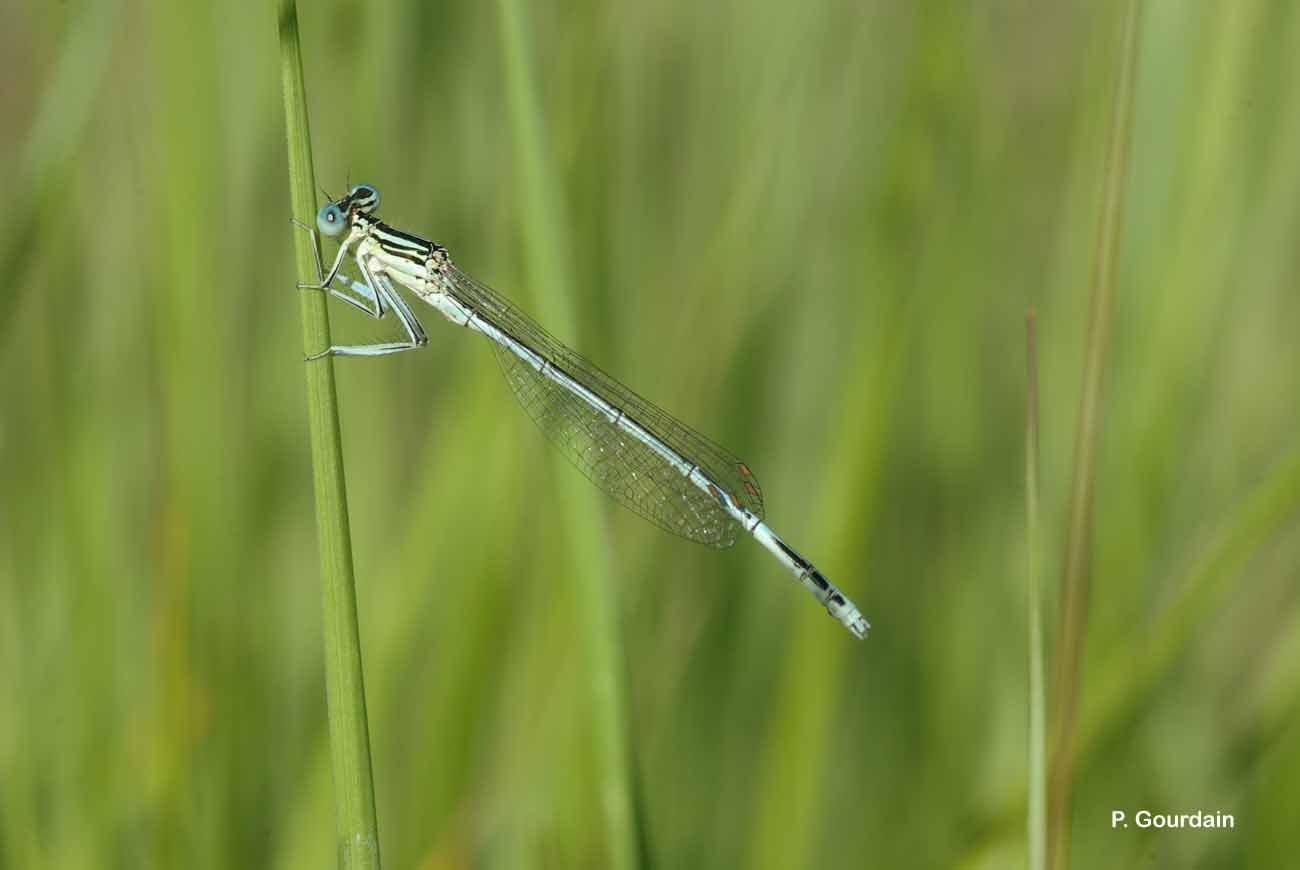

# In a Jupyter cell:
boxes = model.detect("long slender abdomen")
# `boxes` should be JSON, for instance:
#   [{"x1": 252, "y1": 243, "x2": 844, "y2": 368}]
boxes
[{"x1": 748, "y1": 521, "x2": 870, "y2": 639}]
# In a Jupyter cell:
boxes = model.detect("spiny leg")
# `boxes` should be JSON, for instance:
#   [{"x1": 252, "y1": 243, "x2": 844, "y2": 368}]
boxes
[
  {"x1": 371, "y1": 269, "x2": 426, "y2": 347},
  {"x1": 290, "y1": 218, "x2": 351, "y2": 292},
  {"x1": 289, "y1": 218, "x2": 327, "y2": 284},
  {"x1": 290, "y1": 218, "x2": 386, "y2": 319},
  {"x1": 326, "y1": 272, "x2": 385, "y2": 317},
  {"x1": 306, "y1": 263, "x2": 427, "y2": 360},
  {"x1": 287, "y1": 216, "x2": 426, "y2": 358}
]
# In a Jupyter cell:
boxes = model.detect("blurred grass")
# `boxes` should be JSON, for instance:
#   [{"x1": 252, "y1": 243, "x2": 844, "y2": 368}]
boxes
[
  {"x1": 2, "y1": 1, "x2": 1300, "y2": 869},
  {"x1": 495, "y1": 1, "x2": 636, "y2": 866},
  {"x1": 1048, "y1": 3, "x2": 1141, "y2": 867}
]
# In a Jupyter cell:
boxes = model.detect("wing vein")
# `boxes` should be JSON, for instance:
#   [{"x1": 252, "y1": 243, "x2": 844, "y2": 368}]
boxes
[{"x1": 445, "y1": 265, "x2": 764, "y2": 547}]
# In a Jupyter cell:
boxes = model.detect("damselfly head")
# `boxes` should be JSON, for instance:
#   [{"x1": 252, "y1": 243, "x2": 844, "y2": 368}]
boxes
[
  {"x1": 346, "y1": 184, "x2": 381, "y2": 214},
  {"x1": 316, "y1": 202, "x2": 348, "y2": 239}
]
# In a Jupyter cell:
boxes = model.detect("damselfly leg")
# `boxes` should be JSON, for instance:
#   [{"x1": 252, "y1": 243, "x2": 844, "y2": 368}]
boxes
[
  {"x1": 292, "y1": 218, "x2": 382, "y2": 316},
  {"x1": 291, "y1": 218, "x2": 428, "y2": 360}
]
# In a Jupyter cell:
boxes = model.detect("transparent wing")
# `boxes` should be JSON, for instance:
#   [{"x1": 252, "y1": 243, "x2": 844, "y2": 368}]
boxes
[{"x1": 445, "y1": 265, "x2": 764, "y2": 548}]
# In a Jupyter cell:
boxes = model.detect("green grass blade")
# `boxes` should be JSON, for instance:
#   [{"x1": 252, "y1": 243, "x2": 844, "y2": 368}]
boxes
[
  {"x1": 496, "y1": 2, "x2": 638, "y2": 867},
  {"x1": 0, "y1": 0, "x2": 117, "y2": 347},
  {"x1": 276, "y1": 3, "x2": 381, "y2": 867},
  {"x1": 1080, "y1": 443, "x2": 1300, "y2": 762}
]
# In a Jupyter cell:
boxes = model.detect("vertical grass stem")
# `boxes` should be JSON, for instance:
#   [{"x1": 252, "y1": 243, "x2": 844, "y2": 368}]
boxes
[{"x1": 276, "y1": 3, "x2": 382, "y2": 867}]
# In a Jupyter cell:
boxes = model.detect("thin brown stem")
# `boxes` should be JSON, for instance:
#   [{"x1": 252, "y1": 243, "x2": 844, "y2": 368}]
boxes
[
  {"x1": 1027, "y1": 311, "x2": 1046, "y2": 870},
  {"x1": 1047, "y1": 3, "x2": 1143, "y2": 868}
]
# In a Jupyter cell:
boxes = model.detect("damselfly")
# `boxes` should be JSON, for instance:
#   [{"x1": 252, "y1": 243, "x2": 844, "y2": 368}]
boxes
[{"x1": 295, "y1": 184, "x2": 869, "y2": 639}]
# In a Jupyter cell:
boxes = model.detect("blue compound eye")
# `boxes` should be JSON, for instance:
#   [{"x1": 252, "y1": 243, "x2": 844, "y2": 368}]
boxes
[
  {"x1": 348, "y1": 184, "x2": 380, "y2": 213},
  {"x1": 316, "y1": 203, "x2": 346, "y2": 238}
]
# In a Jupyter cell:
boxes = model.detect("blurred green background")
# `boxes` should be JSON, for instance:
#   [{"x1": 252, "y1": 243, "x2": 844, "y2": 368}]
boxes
[{"x1": 4, "y1": 1, "x2": 1300, "y2": 867}]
